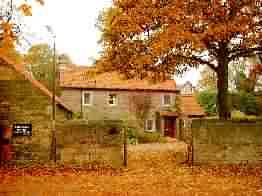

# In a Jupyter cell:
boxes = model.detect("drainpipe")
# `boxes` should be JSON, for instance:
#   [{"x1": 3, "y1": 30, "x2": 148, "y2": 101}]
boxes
[{"x1": 81, "y1": 89, "x2": 83, "y2": 118}]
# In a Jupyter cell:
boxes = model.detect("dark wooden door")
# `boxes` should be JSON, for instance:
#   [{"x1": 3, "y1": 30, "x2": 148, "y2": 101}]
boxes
[{"x1": 164, "y1": 117, "x2": 176, "y2": 137}]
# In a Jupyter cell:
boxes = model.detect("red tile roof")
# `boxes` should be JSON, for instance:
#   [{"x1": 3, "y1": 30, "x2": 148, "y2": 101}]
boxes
[
  {"x1": 0, "y1": 54, "x2": 73, "y2": 113},
  {"x1": 60, "y1": 71, "x2": 178, "y2": 92},
  {"x1": 180, "y1": 95, "x2": 205, "y2": 117}
]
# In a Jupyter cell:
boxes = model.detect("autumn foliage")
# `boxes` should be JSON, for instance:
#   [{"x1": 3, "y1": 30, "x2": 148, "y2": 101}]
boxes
[
  {"x1": 97, "y1": 0, "x2": 262, "y2": 119},
  {"x1": 0, "y1": 0, "x2": 44, "y2": 59}
]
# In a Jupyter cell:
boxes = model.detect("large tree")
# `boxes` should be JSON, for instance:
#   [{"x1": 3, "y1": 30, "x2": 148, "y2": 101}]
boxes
[
  {"x1": 24, "y1": 43, "x2": 72, "y2": 92},
  {"x1": 97, "y1": 0, "x2": 262, "y2": 119},
  {"x1": 198, "y1": 60, "x2": 246, "y2": 91}
]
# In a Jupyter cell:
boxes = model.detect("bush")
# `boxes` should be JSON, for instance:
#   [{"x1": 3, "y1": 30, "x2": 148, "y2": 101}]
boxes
[
  {"x1": 137, "y1": 132, "x2": 167, "y2": 144},
  {"x1": 197, "y1": 90, "x2": 217, "y2": 115},
  {"x1": 126, "y1": 127, "x2": 138, "y2": 144},
  {"x1": 239, "y1": 91, "x2": 257, "y2": 115},
  {"x1": 72, "y1": 112, "x2": 82, "y2": 119},
  {"x1": 231, "y1": 110, "x2": 257, "y2": 122}
]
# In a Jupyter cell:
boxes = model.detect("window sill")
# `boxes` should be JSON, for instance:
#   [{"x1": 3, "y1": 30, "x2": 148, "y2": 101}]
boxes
[
  {"x1": 162, "y1": 104, "x2": 171, "y2": 107},
  {"x1": 82, "y1": 104, "x2": 92, "y2": 106},
  {"x1": 108, "y1": 104, "x2": 117, "y2": 107},
  {"x1": 144, "y1": 129, "x2": 155, "y2": 133}
]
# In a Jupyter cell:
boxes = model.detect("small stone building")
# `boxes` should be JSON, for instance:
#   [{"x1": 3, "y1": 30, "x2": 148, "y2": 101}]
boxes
[{"x1": 0, "y1": 55, "x2": 73, "y2": 163}]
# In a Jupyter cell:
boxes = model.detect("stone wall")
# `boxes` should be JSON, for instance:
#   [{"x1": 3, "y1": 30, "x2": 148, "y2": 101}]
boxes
[
  {"x1": 192, "y1": 119, "x2": 262, "y2": 164},
  {"x1": 56, "y1": 120, "x2": 123, "y2": 167},
  {"x1": 0, "y1": 64, "x2": 71, "y2": 164}
]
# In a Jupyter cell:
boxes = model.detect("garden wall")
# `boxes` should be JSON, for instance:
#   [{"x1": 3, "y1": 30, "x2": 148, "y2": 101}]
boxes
[
  {"x1": 192, "y1": 119, "x2": 262, "y2": 164},
  {"x1": 56, "y1": 120, "x2": 124, "y2": 167}
]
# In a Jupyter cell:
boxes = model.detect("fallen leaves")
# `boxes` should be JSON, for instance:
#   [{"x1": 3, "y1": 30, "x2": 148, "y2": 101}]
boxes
[{"x1": 0, "y1": 142, "x2": 261, "y2": 195}]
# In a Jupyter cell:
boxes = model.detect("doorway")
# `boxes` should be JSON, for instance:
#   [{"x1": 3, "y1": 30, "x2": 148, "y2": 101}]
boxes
[{"x1": 164, "y1": 117, "x2": 176, "y2": 138}]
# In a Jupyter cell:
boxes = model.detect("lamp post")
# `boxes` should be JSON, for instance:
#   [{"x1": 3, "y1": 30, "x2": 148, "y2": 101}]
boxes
[{"x1": 46, "y1": 25, "x2": 56, "y2": 162}]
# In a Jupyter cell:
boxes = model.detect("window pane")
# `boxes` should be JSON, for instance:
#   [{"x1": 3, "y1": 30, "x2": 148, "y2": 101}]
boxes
[
  {"x1": 147, "y1": 120, "x2": 153, "y2": 130},
  {"x1": 108, "y1": 94, "x2": 117, "y2": 105},
  {"x1": 164, "y1": 95, "x2": 171, "y2": 105},
  {"x1": 84, "y1": 93, "x2": 90, "y2": 105}
]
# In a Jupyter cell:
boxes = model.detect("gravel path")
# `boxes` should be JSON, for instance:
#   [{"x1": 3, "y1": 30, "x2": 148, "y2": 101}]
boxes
[
  {"x1": 128, "y1": 140, "x2": 187, "y2": 153},
  {"x1": 127, "y1": 140, "x2": 189, "y2": 166}
]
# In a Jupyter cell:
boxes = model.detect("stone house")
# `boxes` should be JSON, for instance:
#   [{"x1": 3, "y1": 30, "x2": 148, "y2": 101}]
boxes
[
  {"x1": 0, "y1": 55, "x2": 73, "y2": 163},
  {"x1": 60, "y1": 70, "x2": 205, "y2": 138}
]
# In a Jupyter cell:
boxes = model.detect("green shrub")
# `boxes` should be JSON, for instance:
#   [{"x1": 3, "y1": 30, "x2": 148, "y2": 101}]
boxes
[
  {"x1": 137, "y1": 132, "x2": 167, "y2": 143},
  {"x1": 239, "y1": 91, "x2": 257, "y2": 115},
  {"x1": 231, "y1": 110, "x2": 257, "y2": 122},
  {"x1": 72, "y1": 112, "x2": 82, "y2": 119},
  {"x1": 126, "y1": 127, "x2": 138, "y2": 144},
  {"x1": 197, "y1": 90, "x2": 217, "y2": 115}
]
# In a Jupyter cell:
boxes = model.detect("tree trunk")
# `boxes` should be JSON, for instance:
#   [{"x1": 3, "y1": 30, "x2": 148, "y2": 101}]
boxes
[{"x1": 217, "y1": 58, "x2": 231, "y2": 120}]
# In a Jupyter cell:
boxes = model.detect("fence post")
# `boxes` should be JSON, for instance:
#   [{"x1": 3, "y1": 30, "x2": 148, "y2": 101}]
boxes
[
  {"x1": 191, "y1": 120, "x2": 194, "y2": 167},
  {"x1": 123, "y1": 127, "x2": 127, "y2": 167}
]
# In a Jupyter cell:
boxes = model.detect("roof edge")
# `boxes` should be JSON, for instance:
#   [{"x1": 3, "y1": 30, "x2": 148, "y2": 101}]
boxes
[
  {"x1": 0, "y1": 54, "x2": 74, "y2": 113},
  {"x1": 60, "y1": 86, "x2": 180, "y2": 93}
]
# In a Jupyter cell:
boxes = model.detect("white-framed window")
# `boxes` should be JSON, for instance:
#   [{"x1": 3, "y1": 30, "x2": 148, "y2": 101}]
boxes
[
  {"x1": 82, "y1": 91, "x2": 93, "y2": 106},
  {"x1": 162, "y1": 94, "x2": 171, "y2": 106},
  {"x1": 108, "y1": 93, "x2": 117, "y2": 106},
  {"x1": 145, "y1": 119, "x2": 155, "y2": 132}
]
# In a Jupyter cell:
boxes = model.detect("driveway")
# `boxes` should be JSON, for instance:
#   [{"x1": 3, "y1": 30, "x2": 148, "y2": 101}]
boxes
[{"x1": 127, "y1": 140, "x2": 189, "y2": 168}]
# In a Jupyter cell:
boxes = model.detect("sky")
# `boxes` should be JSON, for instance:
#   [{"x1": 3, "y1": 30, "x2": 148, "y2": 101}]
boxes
[{"x1": 23, "y1": 0, "x2": 200, "y2": 85}]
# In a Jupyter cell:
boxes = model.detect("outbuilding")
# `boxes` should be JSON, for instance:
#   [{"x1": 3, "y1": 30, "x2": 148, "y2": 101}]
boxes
[{"x1": 0, "y1": 55, "x2": 73, "y2": 164}]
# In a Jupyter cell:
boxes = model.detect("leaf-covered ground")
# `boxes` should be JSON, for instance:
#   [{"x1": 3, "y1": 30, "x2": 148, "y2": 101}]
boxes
[{"x1": 0, "y1": 143, "x2": 262, "y2": 196}]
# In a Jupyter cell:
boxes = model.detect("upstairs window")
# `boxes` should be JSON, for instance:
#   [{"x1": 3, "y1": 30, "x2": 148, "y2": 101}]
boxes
[
  {"x1": 108, "y1": 94, "x2": 117, "y2": 105},
  {"x1": 162, "y1": 94, "x2": 171, "y2": 106},
  {"x1": 82, "y1": 91, "x2": 92, "y2": 106}
]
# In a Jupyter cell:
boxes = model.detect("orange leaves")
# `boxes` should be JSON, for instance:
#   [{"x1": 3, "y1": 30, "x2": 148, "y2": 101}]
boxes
[
  {"x1": 0, "y1": 22, "x2": 15, "y2": 51},
  {"x1": 0, "y1": 155, "x2": 262, "y2": 195},
  {"x1": 98, "y1": 0, "x2": 261, "y2": 84},
  {"x1": 0, "y1": 0, "x2": 45, "y2": 60},
  {"x1": 18, "y1": 4, "x2": 32, "y2": 16},
  {"x1": 36, "y1": 0, "x2": 45, "y2": 6},
  {"x1": 18, "y1": 0, "x2": 44, "y2": 16}
]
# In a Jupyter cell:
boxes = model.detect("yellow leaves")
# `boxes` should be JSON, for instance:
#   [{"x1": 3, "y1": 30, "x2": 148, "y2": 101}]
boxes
[
  {"x1": 2, "y1": 22, "x2": 13, "y2": 38},
  {"x1": 36, "y1": 0, "x2": 45, "y2": 6},
  {"x1": 18, "y1": 0, "x2": 44, "y2": 16},
  {"x1": 0, "y1": 22, "x2": 15, "y2": 51},
  {"x1": 0, "y1": 0, "x2": 45, "y2": 60},
  {"x1": 18, "y1": 4, "x2": 32, "y2": 16}
]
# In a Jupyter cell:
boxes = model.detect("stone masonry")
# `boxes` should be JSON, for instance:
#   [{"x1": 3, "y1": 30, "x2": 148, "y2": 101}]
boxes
[
  {"x1": 61, "y1": 88, "x2": 177, "y2": 133},
  {"x1": 0, "y1": 63, "x2": 72, "y2": 164},
  {"x1": 192, "y1": 119, "x2": 262, "y2": 164}
]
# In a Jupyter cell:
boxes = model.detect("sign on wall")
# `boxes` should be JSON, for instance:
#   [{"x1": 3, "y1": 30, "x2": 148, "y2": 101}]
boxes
[{"x1": 12, "y1": 124, "x2": 32, "y2": 136}]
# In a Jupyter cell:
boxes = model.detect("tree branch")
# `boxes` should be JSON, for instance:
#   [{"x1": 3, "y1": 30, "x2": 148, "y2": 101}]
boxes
[
  {"x1": 173, "y1": 54, "x2": 218, "y2": 72},
  {"x1": 229, "y1": 47, "x2": 262, "y2": 61}
]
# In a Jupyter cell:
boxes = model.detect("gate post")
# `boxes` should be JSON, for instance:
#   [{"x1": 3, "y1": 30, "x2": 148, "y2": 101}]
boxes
[{"x1": 123, "y1": 127, "x2": 127, "y2": 167}]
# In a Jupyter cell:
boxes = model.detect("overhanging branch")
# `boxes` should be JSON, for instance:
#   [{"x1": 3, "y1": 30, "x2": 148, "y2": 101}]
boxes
[
  {"x1": 229, "y1": 47, "x2": 262, "y2": 61},
  {"x1": 173, "y1": 54, "x2": 218, "y2": 72}
]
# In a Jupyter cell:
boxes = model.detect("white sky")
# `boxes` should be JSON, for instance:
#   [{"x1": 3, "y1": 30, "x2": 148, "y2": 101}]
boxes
[
  {"x1": 24, "y1": 0, "x2": 112, "y2": 65},
  {"x1": 23, "y1": 0, "x2": 200, "y2": 85}
]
